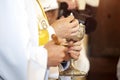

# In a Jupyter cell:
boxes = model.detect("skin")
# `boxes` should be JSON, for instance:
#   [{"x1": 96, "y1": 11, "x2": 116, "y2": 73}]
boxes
[
  {"x1": 51, "y1": 15, "x2": 79, "y2": 39},
  {"x1": 57, "y1": 0, "x2": 79, "y2": 10},
  {"x1": 44, "y1": 40, "x2": 68, "y2": 67},
  {"x1": 45, "y1": 9, "x2": 59, "y2": 25},
  {"x1": 44, "y1": 1, "x2": 81, "y2": 67},
  {"x1": 47, "y1": 15, "x2": 81, "y2": 63}
]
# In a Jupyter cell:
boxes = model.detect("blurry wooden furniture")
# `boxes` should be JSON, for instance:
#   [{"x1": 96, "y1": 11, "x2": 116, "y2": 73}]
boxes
[{"x1": 87, "y1": 0, "x2": 120, "y2": 80}]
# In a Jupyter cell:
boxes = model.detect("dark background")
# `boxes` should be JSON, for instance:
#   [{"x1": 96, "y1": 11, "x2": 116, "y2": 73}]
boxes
[{"x1": 87, "y1": 0, "x2": 120, "y2": 80}]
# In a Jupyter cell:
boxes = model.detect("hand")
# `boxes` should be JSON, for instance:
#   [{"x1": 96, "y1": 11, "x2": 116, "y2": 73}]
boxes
[
  {"x1": 44, "y1": 40, "x2": 68, "y2": 67},
  {"x1": 64, "y1": 40, "x2": 82, "y2": 61},
  {"x1": 51, "y1": 15, "x2": 79, "y2": 39},
  {"x1": 57, "y1": 0, "x2": 78, "y2": 10}
]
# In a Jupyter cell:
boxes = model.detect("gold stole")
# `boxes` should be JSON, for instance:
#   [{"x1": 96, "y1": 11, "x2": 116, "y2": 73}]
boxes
[{"x1": 36, "y1": 0, "x2": 49, "y2": 46}]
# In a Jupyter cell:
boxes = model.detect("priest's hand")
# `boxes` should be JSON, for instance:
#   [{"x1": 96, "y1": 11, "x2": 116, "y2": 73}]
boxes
[
  {"x1": 51, "y1": 15, "x2": 79, "y2": 39},
  {"x1": 44, "y1": 40, "x2": 68, "y2": 67},
  {"x1": 64, "y1": 40, "x2": 82, "y2": 61}
]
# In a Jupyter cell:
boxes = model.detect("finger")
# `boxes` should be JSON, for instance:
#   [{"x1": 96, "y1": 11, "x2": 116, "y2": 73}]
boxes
[
  {"x1": 71, "y1": 25, "x2": 79, "y2": 33},
  {"x1": 70, "y1": 46, "x2": 82, "y2": 51},
  {"x1": 63, "y1": 46, "x2": 69, "y2": 53},
  {"x1": 70, "y1": 19, "x2": 79, "y2": 28},
  {"x1": 73, "y1": 41, "x2": 81, "y2": 46},
  {"x1": 68, "y1": 50, "x2": 80, "y2": 56},
  {"x1": 68, "y1": 51, "x2": 80, "y2": 60},
  {"x1": 59, "y1": 38, "x2": 67, "y2": 44},
  {"x1": 63, "y1": 53, "x2": 71, "y2": 61},
  {"x1": 66, "y1": 15, "x2": 75, "y2": 22}
]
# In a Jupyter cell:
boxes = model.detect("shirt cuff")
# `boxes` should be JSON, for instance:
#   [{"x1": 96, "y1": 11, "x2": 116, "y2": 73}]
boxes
[{"x1": 48, "y1": 67, "x2": 59, "y2": 79}]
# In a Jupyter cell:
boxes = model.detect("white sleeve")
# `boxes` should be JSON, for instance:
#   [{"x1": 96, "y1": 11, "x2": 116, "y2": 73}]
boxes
[
  {"x1": 48, "y1": 67, "x2": 59, "y2": 79},
  {"x1": 0, "y1": 0, "x2": 29, "y2": 80},
  {"x1": 48, "y1": 63, "x2": 70, "y2": 79},
  {"x1": 28, "y1": 46, "x2": 48, "y2": 68},
  {"x1": 47, "y1": 26, "x2": 60, "y2": 79},
  {"x1": 27, "y1": 45, "x2": 48, "y2": 80},
  {"x1": 86, "y1": 0, "x2": 100, "y2": 7}
]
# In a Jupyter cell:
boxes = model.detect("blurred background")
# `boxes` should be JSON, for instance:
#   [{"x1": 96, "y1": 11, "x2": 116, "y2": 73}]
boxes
[{"x1": 87, "y1": 0, "x2": 120, "y2": 80}]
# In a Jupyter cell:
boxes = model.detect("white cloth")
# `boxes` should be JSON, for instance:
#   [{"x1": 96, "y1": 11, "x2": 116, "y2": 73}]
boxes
[
  {"x1": 0, "y1": 0, "x2": 28, "y2": 80},
  {"x1": 25, "y1": 0, "x2": 55, "y2": 80},
  {"x1": 86, "y1": 0, "x2": 100, "y2": 7},
  {"x1": 39, "y1": 0, "x2": 59, "y2": 78},
  {"x1": 48, "y1": 67, "x2": 59, "y2": 79},
  {"x1": 40, "y1": 0, "x2": 60, "y2": 79},
  {"x1": 0, "y1": 0, "x2": 55, "y2": 80},
  {"x1": 78, "y1": 0, "x2": 100, "y2": 10},
  {"x1": 40, "y1": 0, "x2": 59, "y2": 11},
  {"x1": 117, "y1": 57, "x2": 120, "y2": 80}
]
